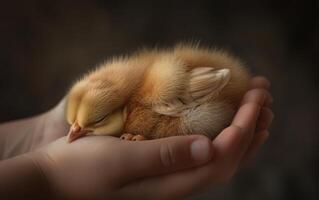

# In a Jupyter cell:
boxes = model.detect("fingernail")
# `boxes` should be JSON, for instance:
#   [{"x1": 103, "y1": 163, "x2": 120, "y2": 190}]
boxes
[{"x1": 190, "y1": 138, "x2": 212, "y2": 163}]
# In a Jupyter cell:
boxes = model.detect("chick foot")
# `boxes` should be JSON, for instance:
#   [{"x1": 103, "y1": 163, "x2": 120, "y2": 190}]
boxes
[
  {"x1": 120, "y1": 133, "x2": 146, "y2": 141},
  {"x1": 132, "y1": 135, "x2": 146, "y2": 141},
  {"x1": 120, "y1": 133, "x2": 134, "y2": 140}
]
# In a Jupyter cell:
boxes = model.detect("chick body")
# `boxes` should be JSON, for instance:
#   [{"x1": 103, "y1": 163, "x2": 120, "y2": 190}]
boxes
[{"x1": 66, "y1": 43, "x2": 250, "y2": 141}]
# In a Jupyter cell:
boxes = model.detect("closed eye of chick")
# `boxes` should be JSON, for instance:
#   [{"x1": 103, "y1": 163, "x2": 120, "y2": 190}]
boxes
[{"x1": 66, "y1": 43, "x2": 250, "y2": 142}]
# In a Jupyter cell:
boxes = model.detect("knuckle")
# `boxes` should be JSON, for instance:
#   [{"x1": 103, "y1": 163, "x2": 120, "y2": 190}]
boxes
[
  {"x1": 226, "y1": 125, "x2": 243, "y2": 134},
  {"x1": 243, "y1": 101, "x2": 261, "y2": 110},
  {"x1": 243, "y1": 89, "x2": 268, "y2": 106},
  {"x1": 159, "y1": 143, "x2": 176, "y2": 168}
]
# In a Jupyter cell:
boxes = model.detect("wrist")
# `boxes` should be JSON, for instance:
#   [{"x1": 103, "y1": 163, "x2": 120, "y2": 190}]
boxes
[
  {"x1": 26, "y1": 152, "x2": 55, "y2": 199},
  {"x1": 0, "y1": 153, "x2": 53, "y2": 200}
]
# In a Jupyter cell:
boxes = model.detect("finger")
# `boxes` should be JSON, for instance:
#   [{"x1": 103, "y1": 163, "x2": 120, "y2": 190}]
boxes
[
  {"x1": 256, "y1": 107, "x2": 274, "y2": 131},
  {"x1": 240, "y1": 88, "x2": 273, "y2": 107},
  {"x1": 119, "y1": 135, "x2": 213, "y2": 179},
  {"x1": 232, "y1": 102, "x2": 261, "y2": 134},
  {"x1": 119, "y1": 164, "x2": 212, "y2": 200},
  {"x1": 240, "y1": 130, "x2": 269, "y2": 166},
  {"x1": 212, "y1": 126, "x2": 244, "y2": 168},
  {"x1": 120, "y1": 83, "x2": 269, "y2": 198},
  {"x1": 250, "y1": 76, "x2": 271, "y2": 89},
  {"x1": 240, "y1": 107, "x2": 273, "y2": 166},
  {"x1": 121, "y1": 126, "x2": 246, "y2": 199},
  {"x1": 231, "y1": 102, "x2": 262, "y2": 168},
  {"x1": 121, "y1": 86, "x2": 267, "y2": 198}
]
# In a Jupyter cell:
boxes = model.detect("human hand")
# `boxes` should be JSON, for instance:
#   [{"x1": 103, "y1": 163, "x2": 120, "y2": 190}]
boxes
[
  {"x1": 0, "y1": 98, "x2": 69, "y2": 159},
  {"x1": 29, "y1": 77, "x2": 273, "y2": 200},
  {"x1": 37, "y1": 98, "x2": 69, "y2": 146}
]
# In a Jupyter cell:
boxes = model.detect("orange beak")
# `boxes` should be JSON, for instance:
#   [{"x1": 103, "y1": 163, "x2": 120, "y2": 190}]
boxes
[{"x1": 67, "y1": 122, "x2": 90, "y2": 143}]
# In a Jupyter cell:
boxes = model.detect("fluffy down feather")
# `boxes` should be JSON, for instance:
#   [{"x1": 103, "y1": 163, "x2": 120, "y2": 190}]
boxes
[{"x1": 66, "y1": 43, "x2": 250, "y2": 142}]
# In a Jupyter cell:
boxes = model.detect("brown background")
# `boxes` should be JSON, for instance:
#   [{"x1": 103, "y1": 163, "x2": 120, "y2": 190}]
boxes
[{"x1": 0, "y1": 1, "x2": 318, "y2": 199}]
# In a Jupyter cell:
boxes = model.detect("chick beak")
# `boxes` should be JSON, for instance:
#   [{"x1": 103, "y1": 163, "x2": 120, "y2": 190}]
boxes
[{"x1": 67, "y1": 122, "x2": 89, "y2": 143}]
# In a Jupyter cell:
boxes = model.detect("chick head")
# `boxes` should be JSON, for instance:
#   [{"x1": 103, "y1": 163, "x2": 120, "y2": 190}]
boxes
[{"x1": 66, "y1": 79, "x2": 127, "y2": 143}]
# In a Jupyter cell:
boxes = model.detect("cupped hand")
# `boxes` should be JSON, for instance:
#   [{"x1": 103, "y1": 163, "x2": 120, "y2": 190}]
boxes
[
  {"x1": 33, "y1": 134, "x2": 213, "y2": 200},
  {"x1": 38, "y1": 76, "x2": 272, "y2": 146},
  {"x1": 31, "y1": 76, "x2": 273, "y2": 200}
]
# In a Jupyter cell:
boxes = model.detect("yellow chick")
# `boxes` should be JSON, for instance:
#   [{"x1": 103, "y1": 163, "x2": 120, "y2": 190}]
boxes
[{"x1": 66, "y1": 43, "x2": 250, "y2": 142}]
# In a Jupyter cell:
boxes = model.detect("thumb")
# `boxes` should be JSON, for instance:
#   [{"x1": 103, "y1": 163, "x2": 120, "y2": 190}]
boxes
[{"x1": 120, "y1": 135, "x2": 213, "y2": 179}]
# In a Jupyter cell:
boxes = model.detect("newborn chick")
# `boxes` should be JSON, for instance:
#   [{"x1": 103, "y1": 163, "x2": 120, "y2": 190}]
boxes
[{"x1": 66, "y1": 43, "x2": 250, "y2": 142}]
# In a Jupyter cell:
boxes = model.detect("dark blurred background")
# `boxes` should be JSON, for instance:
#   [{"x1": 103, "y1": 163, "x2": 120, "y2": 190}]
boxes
[{"x1": 0, "y1": 0, "x2": 318, "y2": 199}]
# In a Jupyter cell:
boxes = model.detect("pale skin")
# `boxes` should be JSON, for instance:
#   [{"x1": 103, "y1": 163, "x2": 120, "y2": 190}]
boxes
[{"x1": 0, "y1": 76, "x2": 273, "y2": 200}]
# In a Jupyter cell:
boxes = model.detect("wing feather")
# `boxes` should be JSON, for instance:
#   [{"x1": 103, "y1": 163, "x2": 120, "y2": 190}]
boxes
[{"x1": 153, "y1": 67, "x2": 231, "y2": 116}]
